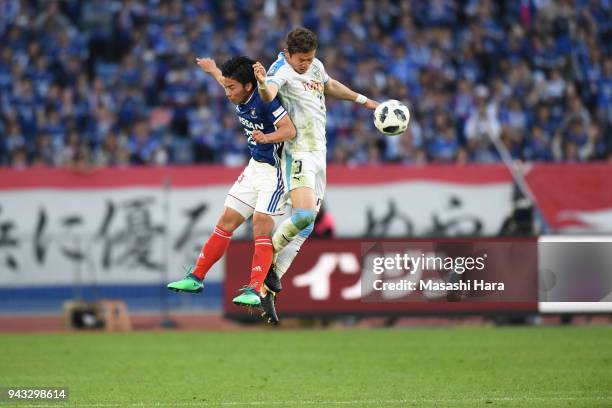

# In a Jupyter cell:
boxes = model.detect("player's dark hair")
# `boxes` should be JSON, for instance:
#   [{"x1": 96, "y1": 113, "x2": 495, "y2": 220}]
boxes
[
  {"x1": 220, "y1": 56, "x2": 257, "y2": 89},
  {"x1": 287, "y1": 28, "x2": 318, "y2": 54}
]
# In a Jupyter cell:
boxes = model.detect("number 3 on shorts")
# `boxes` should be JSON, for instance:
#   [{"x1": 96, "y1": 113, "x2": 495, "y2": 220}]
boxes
[{"x1": 293, "y1": 159, "x2": 303, "y2": 176}]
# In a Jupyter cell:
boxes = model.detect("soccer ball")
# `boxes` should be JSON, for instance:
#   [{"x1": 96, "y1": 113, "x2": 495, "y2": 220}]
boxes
[{"x1": 373, "y1": 100, "x2": 410, "y2": 136}]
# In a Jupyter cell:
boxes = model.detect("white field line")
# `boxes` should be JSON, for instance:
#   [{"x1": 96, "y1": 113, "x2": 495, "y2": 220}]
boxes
[{"x1": 8, "y1": 394, "x2": 612, "y2": 407}]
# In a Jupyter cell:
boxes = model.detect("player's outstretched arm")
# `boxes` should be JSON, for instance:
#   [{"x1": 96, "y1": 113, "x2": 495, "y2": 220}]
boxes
[
  {"x1": 253, "y1": 61, "x2": 279, "y2": 103},
  {"x1": 251, "y1": 115, "x2": 296, "y2": 144},
  {"x1": 196, "y1": 57, "x2": 224, "y2": 87},
  {"x1": 324, "y1": 78, "x2": 379, "y2": 110}
]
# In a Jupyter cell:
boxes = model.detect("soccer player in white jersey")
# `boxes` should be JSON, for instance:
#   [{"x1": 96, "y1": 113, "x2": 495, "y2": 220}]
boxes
[{"x1": 253, "y1": 27, "x2": 379, "y2": 295}]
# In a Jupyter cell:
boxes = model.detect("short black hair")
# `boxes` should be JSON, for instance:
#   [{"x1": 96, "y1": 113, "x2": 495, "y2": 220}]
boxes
[
  {"x1": 220, "y1": 56, "x2": 256, "y2": 89},
  {"x1": 287, "y1": 28, "x2": 318, "y2": 54}
]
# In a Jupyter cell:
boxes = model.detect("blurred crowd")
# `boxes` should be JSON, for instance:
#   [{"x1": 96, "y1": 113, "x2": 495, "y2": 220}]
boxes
[{"x1": 1, "y1": 0, "x2": 611, "y2": 169}]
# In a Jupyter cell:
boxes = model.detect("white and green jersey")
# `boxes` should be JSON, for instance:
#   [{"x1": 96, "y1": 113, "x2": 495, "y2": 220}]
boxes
[{"x1": 266, "y1": 52, "x2": 329, "y2": 153}]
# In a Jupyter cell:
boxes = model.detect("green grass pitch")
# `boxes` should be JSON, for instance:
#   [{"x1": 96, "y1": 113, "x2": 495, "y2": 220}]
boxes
[{"x1": 0, "y1": 326, "x2": 610, "y2": 407}]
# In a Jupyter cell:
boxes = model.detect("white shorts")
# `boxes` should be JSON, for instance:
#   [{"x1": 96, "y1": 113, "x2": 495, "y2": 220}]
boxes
[
  {"x1": 225, "y1": 159, "x2": 286, "y2": 219},
  {"x1": 281, "y1": 150, "x2": 326, "y2": 211}
]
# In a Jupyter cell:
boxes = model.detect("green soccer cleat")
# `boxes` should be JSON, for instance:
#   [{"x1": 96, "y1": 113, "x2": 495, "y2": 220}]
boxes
[
  {"x1": 232, "y1": 287, "x2": 262, "y2": 307},
  {"x1": 167, "y1": 269, "x2": 203, "y2": 294}
]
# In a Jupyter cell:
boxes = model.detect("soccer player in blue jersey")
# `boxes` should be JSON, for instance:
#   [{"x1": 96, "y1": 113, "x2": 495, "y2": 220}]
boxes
[{"x1": 167, "y1": 56, "x2": 294, "y2": 319}]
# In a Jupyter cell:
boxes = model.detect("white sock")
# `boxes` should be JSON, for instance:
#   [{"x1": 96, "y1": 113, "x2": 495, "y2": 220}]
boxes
[
  {"x1": 275, "y1": 234, "x2": 308, "y2": 279},
  {"x1": 272, "y1": 209, "x2": 316, "y2": 253},
  {"x1": 271, "y1": 217, "x2": 301, "y2": 253}
]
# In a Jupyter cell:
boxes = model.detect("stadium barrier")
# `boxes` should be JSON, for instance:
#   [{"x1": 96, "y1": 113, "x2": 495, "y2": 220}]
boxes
[
  {"x1": 0, "y1": 164, "x2": 610, "y2": 315},
  {"x1": 224, "y1": 238, "x2": 539, "y2": 320},
  {"x1": 224, "y1": 235, "x2": 612, "y2": 320}
]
